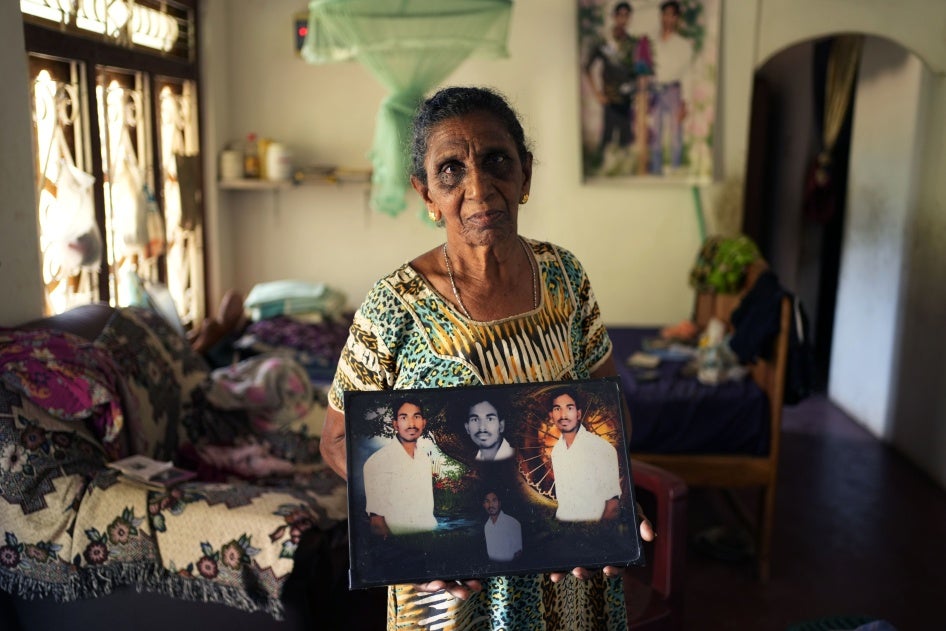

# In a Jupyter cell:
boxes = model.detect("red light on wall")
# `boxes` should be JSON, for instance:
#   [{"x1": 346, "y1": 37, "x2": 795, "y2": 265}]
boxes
[{"x1": 294, "y1": 12, "x2": 309, "y2": 54}]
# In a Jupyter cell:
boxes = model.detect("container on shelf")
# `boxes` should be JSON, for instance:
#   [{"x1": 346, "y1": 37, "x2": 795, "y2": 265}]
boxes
[
  {"x1": 243, "y1": 133, "x2": 260, "y2": 178},
  {"x1": 219, "y1": 149, "x2": 243, "y2": 181},
  {"x1": 265, "y1": 142, "x2": 292, "y2": 181}
]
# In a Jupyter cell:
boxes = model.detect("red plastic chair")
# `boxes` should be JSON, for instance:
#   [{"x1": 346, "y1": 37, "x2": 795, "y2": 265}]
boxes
[{"x1": 625, "y1": 459, "x2": 688, "y2": 631}]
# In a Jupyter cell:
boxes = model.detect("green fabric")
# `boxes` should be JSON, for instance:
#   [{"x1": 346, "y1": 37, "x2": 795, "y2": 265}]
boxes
[{"x1": 303, "y1": 0, "x2": 513, "y2": 216}]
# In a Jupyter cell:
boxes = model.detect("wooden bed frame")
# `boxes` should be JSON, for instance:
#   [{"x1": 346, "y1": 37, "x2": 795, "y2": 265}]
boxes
[{"x1": 631, "y1": 282, "x2": 791, "y2": 582}]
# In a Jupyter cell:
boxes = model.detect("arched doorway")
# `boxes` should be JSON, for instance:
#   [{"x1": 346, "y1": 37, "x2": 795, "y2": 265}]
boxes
[
  {"x1": 742, "y1": 35, "x2": 927, "y2": 412},
  {"x1": 742, "y1": 36, "x2": 856, "y2": 390}
]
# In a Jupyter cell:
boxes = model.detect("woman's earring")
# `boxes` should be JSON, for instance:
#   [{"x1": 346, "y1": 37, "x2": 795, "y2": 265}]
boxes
[
  {"x1": 520, "y1": 193, "x2": 529, "y2": 204},
  {"x1": 428, "y1": 210, "x2": 440, "y2": 223}
]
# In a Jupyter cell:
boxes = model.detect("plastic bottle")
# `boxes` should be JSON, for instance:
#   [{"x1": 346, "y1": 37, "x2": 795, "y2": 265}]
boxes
[
  {"x1": 258, "y1": 137, "x2": 270, "y2": 180},
  {"x1": 243, "y1": 133, "x2": 260, "y2": 178}
]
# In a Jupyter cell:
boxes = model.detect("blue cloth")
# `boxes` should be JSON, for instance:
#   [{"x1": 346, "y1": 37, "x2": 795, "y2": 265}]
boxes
[{"x1": 611, "y1": 327, "x2": 770, "y2": 455}]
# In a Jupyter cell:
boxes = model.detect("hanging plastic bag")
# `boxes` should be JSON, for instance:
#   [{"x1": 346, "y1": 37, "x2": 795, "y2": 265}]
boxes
[
  {"x1": 41, "y1": 127, "x2": 102, "y2": 278},
  {"x1": 111, "y1": 126, "x2": 159, "y2": 258}
]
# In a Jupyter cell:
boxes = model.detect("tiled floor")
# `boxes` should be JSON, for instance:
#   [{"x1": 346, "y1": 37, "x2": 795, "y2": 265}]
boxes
[{"x1": 681, "y1": 394, "x2": 946, "y2": 631}]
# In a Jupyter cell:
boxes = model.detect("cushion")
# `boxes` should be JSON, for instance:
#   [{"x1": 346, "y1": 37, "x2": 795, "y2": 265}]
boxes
[
  {"x1": 92, "y1": 307, "x2": 211, "y2": 460},
  {"x1": 0, "y1": 327, "x2": 128, "y2": 458}
]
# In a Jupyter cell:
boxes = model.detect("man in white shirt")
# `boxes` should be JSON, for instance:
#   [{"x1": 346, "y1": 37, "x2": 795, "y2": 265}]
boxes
[
  {"x1": 548, "y1": 387, "x2": 622, "y2": 522},
  {"x1": 482, "y1": 490, "x2": 522, "y2": 562},
  {"x1": 648, "y1": 0, "x2": 694, "y2": 174},
  {"x1": 362, "y1": 397, "x2": 438, "y2": 537},
  {"x1": 464, "y1": 398, "x2": 515, "y2": 461},
  {"x1": 582, "y1": 1, "x2": 643, "y2": 175}
]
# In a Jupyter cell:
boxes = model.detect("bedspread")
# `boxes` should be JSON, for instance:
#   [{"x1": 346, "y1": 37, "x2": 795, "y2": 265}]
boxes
[
  {"x1": 0, "y1": 306, "x2": 347, "y2": 620},
  {"x1": 610, "y1": 327, "x2": 770, "y2": 456}
]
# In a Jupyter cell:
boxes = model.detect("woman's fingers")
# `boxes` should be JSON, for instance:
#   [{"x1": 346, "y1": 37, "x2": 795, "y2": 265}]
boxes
[
  {"x1": 636, "y1": 502, "x2": 656, "y2": 542},
  {"x1": 550, "y1": 566, "x2": 621, "y2": 582}
]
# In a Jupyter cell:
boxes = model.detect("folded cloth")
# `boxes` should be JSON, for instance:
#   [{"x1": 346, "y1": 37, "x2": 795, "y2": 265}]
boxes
[
  {"x1": 206, "y1": 354, "x2": 313, "y2": 428},
  {"x1": 0, "y1": 328, "x2": 128, "y2": 457},
  {"x1": 244, "y1": 279, "x2": 346, "y2": 320}
]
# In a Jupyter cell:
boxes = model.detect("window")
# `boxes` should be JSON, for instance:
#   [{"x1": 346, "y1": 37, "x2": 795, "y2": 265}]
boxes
[{"x1": 22, "y1": 0, "x2": 205, "y2": 327}]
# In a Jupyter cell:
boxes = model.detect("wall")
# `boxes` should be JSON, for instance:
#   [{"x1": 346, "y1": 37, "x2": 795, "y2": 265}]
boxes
[
  {"x1": 204, "y1": 0, "x2": 735, "y2": 327},
  {"x1": 753, "y1": 42, "x2": 815, "y2": 298},
  {"x1": 0, "y1": 1, "x2": 44, "y2": 326},
  {"x1": 828, "y1": 38, "x2": 924, "y2": 438},
  {"x1": 892, "y1": 70, "x2": 946, "y2": 489},
  {"x1": 198, "y1": 0, "x2": 234, "y2": 318}
]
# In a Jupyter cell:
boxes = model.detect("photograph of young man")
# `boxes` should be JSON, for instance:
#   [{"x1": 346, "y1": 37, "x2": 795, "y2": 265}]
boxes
[
  {"x1": 547, "y1": 387, "x2": 622, "y2": 522},
  {"x1": 362, "y1": 397, "x2": 439, "y2": 537},
  {"x1": 465, "y1": 398, "x2": 515, "y2": 461},
  {"x1": 482, "y1": 490, "x2": 523, "y2": 563}
]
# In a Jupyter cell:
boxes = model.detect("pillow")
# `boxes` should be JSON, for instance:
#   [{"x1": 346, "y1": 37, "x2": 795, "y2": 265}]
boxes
[
  {"x1": 0, "y1": 327, "x2": 128, "y2": 458},
  {"x1": 93, "y1": 307, "x2": 210, "y2": 459}
]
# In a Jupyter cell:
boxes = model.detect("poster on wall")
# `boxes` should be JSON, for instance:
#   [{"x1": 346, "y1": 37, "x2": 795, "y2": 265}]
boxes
[
  {"x1": 578, "y1": 0, "x2": 720, "y2": 184},
  {"x1": 343, "y1": 378, "x2": 643, "y2": 588}
]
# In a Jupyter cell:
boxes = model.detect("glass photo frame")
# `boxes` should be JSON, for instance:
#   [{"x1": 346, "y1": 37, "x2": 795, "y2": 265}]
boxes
[{"x1": 344, "y1": 377, "x2": 644, "y2": 589}]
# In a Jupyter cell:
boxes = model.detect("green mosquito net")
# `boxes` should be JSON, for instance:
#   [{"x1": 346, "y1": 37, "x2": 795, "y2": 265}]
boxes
[{"x1": 302, "y1": 0, "x2": 513, "y2": 216}]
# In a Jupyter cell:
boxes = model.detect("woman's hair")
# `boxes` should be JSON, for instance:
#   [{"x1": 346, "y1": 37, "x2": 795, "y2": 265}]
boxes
[{"x1": 409, "y1": 86, "x2": 531, "y2": 184}]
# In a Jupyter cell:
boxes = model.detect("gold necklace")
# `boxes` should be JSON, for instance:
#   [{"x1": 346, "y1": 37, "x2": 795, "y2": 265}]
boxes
[{"x1": 443, "y1": 237, "x2": 538, "y2": 320}]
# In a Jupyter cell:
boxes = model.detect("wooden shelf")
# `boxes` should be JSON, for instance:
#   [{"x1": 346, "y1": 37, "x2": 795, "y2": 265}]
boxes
[
  {"x1": 218, "y1": 178, "x2": 293, "y2": 190},
  {"x1": 218, "y1": 168, "x2": 371, "y2": 191}
]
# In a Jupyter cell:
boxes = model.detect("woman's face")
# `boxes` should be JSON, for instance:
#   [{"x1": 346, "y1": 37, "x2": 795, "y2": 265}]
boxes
[{"x1": 412, "y1": 111, "x2": 532, "y2": 247}]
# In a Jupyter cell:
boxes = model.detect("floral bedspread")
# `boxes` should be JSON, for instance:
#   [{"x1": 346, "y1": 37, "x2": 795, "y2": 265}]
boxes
[{"x1": 0, "y1": 307, "x2": 347, "y2": 618}]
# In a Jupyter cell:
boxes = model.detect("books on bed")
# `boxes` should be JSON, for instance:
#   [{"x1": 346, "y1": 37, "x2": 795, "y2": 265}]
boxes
[{"x1": 108, "y1": 454, "x2": 195, "y2": 490}]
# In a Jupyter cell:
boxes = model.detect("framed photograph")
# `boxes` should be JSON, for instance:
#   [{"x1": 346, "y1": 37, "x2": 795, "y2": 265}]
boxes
[
  {"x1": 578, "y1": 0, "x2": 720, "y2": 183},
  {"x1": 344, "y1": 377, "x2": 643, "y2": 589}
]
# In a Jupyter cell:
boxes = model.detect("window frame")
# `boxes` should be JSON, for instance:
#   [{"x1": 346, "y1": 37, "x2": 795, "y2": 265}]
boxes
[{"x1": 23, "y1": 0, "x2": 206, "y2": 316}]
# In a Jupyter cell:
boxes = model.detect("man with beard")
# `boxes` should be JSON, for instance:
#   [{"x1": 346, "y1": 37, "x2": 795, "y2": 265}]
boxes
[
  {"x1": 548, "y1": 387, "x2": 622, "y2": 522},
  {"x1": 464, "y1": 398, "x2": 515, "y2": 461}
]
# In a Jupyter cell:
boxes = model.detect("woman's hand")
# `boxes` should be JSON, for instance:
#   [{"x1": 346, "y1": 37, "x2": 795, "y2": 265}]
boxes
[
  {"x1": 549, "y1": 504, "x2": 655, "y2": 583},
  {"x1": 412, "y1": 579, "x2": 483, "y2": 601},
  {"x1": 320, "y1": 407, "x2": 348, "y2": 479}
]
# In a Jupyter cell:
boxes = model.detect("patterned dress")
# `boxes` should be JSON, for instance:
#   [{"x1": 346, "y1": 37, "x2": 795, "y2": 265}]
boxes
[{"x1": 328, "y1": 238, "x2": 627, "y2": 630}]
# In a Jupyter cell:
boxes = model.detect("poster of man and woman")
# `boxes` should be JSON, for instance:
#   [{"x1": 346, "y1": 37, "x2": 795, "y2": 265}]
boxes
[{"x1": 578, "y1": 0, "x2": 720, "y2": 183}]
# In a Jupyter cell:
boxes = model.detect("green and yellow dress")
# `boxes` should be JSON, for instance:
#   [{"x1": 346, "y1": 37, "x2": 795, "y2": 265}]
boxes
[{"x1": 328, "y1": 238, "x2": 626, "y2": 630}]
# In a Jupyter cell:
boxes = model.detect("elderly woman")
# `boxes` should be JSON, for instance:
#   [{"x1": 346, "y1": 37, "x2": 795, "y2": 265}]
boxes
[{"x1": 321, "y1": 86, "x2": 653, "y2": 629}]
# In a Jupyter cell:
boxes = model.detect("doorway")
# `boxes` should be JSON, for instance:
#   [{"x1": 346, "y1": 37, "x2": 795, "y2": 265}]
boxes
[{"x1": 741, "y1": 37, "x2": 857, "y2": 392}]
